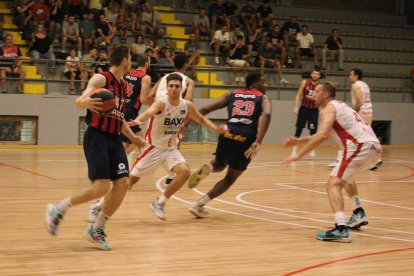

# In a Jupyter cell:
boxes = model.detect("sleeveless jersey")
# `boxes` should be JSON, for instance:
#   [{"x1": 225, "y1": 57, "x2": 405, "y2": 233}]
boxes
[
  {"x1": 300, "y1": 80, "x2": 318, "y2": 109},
  {"x1": 329, "y1": 100, "x2": 379, "y2": 149},
  {"x1": 124, "y1": 69, "x2": 146, "y2": 111},
  {"x1": 85, "y1": 71, "x2": 127, "y2": 134},
  {"x1": 351, "y1": 80, "x2": 372, "y2": 114},
  {"x1": 145, "y1": 97, "x2": 188, "y2": 149},
  {"x1": 0, "y1": 45, "x2": 21, "y2": 67},
  {"x1": 227, "y1": 88, "x2": 263, "y2": 137},
  {"x1": 155, "y1": 72, "x2": 188, "y2": 101}
]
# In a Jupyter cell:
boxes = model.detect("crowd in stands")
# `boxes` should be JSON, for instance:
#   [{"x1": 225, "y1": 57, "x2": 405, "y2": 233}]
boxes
[{"x1": 1, "y1": 0, "x2": 349, "y2": 93}]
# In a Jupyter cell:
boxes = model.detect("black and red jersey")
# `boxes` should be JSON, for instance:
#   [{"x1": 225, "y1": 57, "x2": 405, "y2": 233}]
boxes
[
  {"x1": 300, "y1": 80, "x2": 318, "y2": 109},
  {"x1": 226, "y1": 88, "x2": 264, "y2": 137},
  {"x1": 124, "y1": 69, "x2": 146, "y2": 111},
  {"x1": 85, "y1": 71, "x2": 127, "y2": 135}
]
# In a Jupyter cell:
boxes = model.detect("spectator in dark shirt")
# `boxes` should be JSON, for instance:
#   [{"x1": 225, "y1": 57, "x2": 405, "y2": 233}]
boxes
[
  {"x1": 256, "y1": 0, "x2": 272, "y2": 32},
  {"x1": 254, "y1": 41, "x2": 288, "y2": 84},
  {"x1": 322, "y1": 28, "x2": 344, "y2": 71},
  {"x1": 184, "y1": 33, "x2": 201, "y2": 79},
  {"x1": 240, "y1": 0, "x2": 257, "y2": 36},
  {"x1": 228, "y1": 35, "x2": 250, "y2": 83},
  {"x1": 282, "y1": 16, "x2": 300, "y2": 49},
  {"x1": 29, "y1": 23, "x2": 55, "y2": 71},
  {"x1": 266, "y1": 24, "x2": 286, "y2": 67},
  {"x1": 192, "y1": 7, "x2": 210, "y2": 40},
  {"x1": 94, "y1": 50, "x2": 110, "y2": 74},
  {"x1": 95, "y1": 14, "x2": 116, "y2": 52},
  {"x1": 224, "y1": 0, "x2": 238, "y2": 29},
  {"x1": 209, "y1": 0, "x2": 230, "y2": 33}
]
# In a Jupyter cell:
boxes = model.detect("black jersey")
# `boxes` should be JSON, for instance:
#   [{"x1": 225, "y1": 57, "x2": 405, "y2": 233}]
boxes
[
  {"x1": 226, "y1": 88, "x2": 263, "y2": 137},
  {"x1": 85, "y1": 71, "x2": 127, "y2": 135},
  {"x1": 124, "y1": 69, "x2": 146, "y2": 111}
]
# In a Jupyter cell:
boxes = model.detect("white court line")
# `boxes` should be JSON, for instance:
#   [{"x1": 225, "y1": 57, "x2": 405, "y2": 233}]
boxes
[{"x1": 154, "y1": 176, "x2": 414, "y2": 244}]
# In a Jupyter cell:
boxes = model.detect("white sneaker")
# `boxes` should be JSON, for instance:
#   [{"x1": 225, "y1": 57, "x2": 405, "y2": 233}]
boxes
[
  {"x1": 280, "y1": 78, "x2": 289, "y2": 84},
  {"x1": 239, "y1": 76, "x2": 245, "y2": 82},
  {"x1": 235, "y1": 76, "x2": 240, "y2": 82},
  {"x1": 309, "y1": 150, "x2": 316, "y2": 157},
  {"x1": 45, "y1": 203, "x2": 65, "y2": 236},
  {"x1": 188, "y1": 163, "x2": 212, "y2": 189},
  {"x1": 149, "y1": 199, "x2": 166, "y2": 220},
  {"x1": 189, "y1": 203, "x2": 210, "y2": 218},
  {"x1": 214, "y1": 57, "x2": 220, "y2": 65},
  {"x1": 87, "y1": 203, "x2": 101, "y2": 223}
]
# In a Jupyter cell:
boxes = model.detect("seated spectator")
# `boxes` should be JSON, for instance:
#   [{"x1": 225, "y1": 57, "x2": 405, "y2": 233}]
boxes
[
  {"x1": 29, "y1": 23, "x2": 56, "y2": 72},
  {"x1": 211, "y1": 25, "x2": 230, "y2": 65},
  {"x1": 128, "y1": 11, "x2": 140, "y2": 33},
  {"x1": 14, "y1": 0, "x2": 35, "y2": 41},
  {"x1": 322, "y1": 28, "x2": 344, "y2": 71},
  {"x1": 254, "y1": 41, "x2": 288, "y2": 84},
  {"x1": 184, "y1": 33, "x2": 201, "y2": 79},
  {"x1": 209, "y1": 0, "x2": 230, "y2": 34},
  {"x1": 146, "y1": 39, "x2": 159, "y2": 59},
  {"x1": 31, "y1": 0, "x2": 50, "y2": 25},
  {"x1": 130, "y1": 34, "x2": 147, "y2": 61},
  {"x1": 0, "y1": 34, "x2": 26, "y2": 93},
  {"x1": 159, "y1": 38, "x2": 175, "y2": 59},
  {"x1": 114, "y1": 11, "x2": 128, "y2": 43},
  {"x1": 266, "y1": 24, "x2": 286, "y2": 67},
  {"x1": 64, "y1": 48, "x2": 86, "y2": 94},
  {"x1": 145, "y1": 48, "x2": 160, "y2": 82},
  {"x1": 80, "y1": 12, "x2": 96, "y2": 54},
  {"x1": 140, "y1": 2, "x2": 165, "y2": 40},
  {"x1": 228, "y1": 35, "x2": 250, "y2": 83},
  {"x1": 295, "y1": 25, "x2": 319, "y2": 68},
  {"x1": 95, "y1": 14, "x2": 116, "y2": 52},
  {"x1": 240, "y1": 0, "x2": 257, "y2": 36},
  {"x1": 80, "y1": 46, "x2": 97, "y2": 79},
  {"x1": 224, "y1": 0, "x2": 238, "y2": 29},
  {"x1": 256, "y1": 0, "x2": 273, "y2": 32},
  {"x1": 104, "y1": 0, "x2": 120, "y2": 24},
  {"x1": 158, "y1": 48, "x2": 174, "y2": 68},
  {"x1": 248, "y1": 26, "x2": 265, "y2": 52},
  {"x1": 94, "y1": 51, "x2": 110, "y2": 73},
  {"x1": 62, "y1": 15, "x2": 82, "y2": 57},
  {"x1": 229, "y1": 25, "x2": 246, "y2": 44},
  {"x1": 0, "y1": 15, "x2": 4, "y2": 46},
  {"x1": 87, "y1": 0, "x2": 103, "y2": 20},
  {"x1": 282, "y1": 16, "x2": 300, "y2": 51},
  {"x1": 48, "y1": 0, "x2": 66, "y2": 44},
  {"x1": 192, "y1": 7, "x2": 210, "y2": 41},
  {"x1": 67, "y1": 0, "x2": 85, "y2": 21}
]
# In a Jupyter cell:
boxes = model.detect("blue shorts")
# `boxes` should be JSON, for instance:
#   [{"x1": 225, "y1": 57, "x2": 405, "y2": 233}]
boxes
[
  {"x1": 83, "y1": 126, "x2": 129, "y2": 181},
  {"x1": 214, "y1": 133, "x2": 255, "y2": 171}
]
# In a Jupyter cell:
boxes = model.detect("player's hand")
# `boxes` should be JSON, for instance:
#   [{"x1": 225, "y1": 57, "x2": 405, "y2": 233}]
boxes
[
  {"x1": 216, "y1": 124, "x2": 228, "y2": 134},
  {"x1": 131, "y1": 135, "x2": 146, "y2": 148},
  {"x1": 244, "y1": 141, "x2": 260, "y2": 159},
  {"x1": 282, "y1": 153, "x2": 300, "y2": 165},
  {"x1": 283, "y1": 136, "x2": 299, "y2": 148},
  {"x1": 293, "y1": 107, "x2": 299, "y2": 115},
  {"x1": 80, "y1": 96, "x2": 103, "y2": 113},
  {"x1": 128, "y1": 118, "x2": 145, "y2": 126}
]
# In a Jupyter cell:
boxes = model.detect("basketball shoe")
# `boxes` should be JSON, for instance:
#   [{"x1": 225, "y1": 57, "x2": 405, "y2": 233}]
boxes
[
  {"x1": 347, "y1": 207, "x2": 368, "y2": 229},
  {"x1": 45, "y1": 203, "x2": 65, "y2": 236},
  {"x1": 85, "y1": 225, "x2": 112, "y2": 250},
  {"x1": 316, "y1": 224, "x2": 352, "y2": 243},
  {"x1": 369, "y1": 160, "x2": 383, "y2": 171},
  {"x1": 188, "y1": 163, "x2": 212, "y2": 189},
  {"x1": 165, "y1": 176, "x2": 174, "y2": 186},
  {"x1": 149, "y1": 199, "x2": 166, "y2": 220},
  {"x1": 189, "y1": 203, "x2": 210, "y2": 218}
]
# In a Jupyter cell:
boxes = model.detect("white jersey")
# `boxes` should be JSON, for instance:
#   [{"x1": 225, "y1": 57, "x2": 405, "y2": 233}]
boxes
[
  {"x1": 351, "y1": 80, "x2": 372, "y2": 114},
  {"x1": 329, "y1": 100, "x2": 379, "y2": 150},
  {"x1": 145, "y1": 97, "x2": 188, "y2": 149},
  {"x1": 155, "y1": 72, "x2": 188, "y2": 101}
]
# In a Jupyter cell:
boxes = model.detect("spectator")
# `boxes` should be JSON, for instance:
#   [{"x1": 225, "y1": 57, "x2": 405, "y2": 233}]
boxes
[
  {"x1": 228, "y1": 35, "x2": 250, "y2": 83},
  {"x1": 229, "y1": 25, "x2": 246, "y2": 44},
  {"x1": 146, "y1": 39, "x2": 159, "y2": 59},
  {"x1": 295, "y1": 25, "x2": 319, "y2": 69},
  {"x1": 159, "y1": 37, "x2": 175, "y2": 60},
  {"x1": 211, "y1": 25, "x2": 230, "y2": 65},
  {"x1": 79, "y1": 12, "x2": 96, "y2": 53},
  {"x1": 14, "y1": 0, "x2": 35, "y2": 41},
  {"x1": 94, "y1": 51, "x2": 110, "y2": 73},
  {"x1": 0, "y1": 34, "x2": 26, "y2": 93},
  {"x1": 266, "y1": 24, "x2": 286, "y2": 67},
  {"x1": 282, "y1": 16, "x2": 300, "y2": 50},
  {"x1": 0, "y1": 15, "x2": 4, "y2": 46},
  {"x1": 224, "y1": 0, "x2": 238, "y2": 29},
  {"x1": 114, "y1": 11, "x2": 128, "y2": 43},
  {"x1": 48, "y1": 0, "x2": 66, "y2": 44},
  {"x1": 248, "y1": 26, "x2": 265, "y2": 52},
  {"x1": 80, "y1": 46, "x2": 97, "y2": 79},
  {"x1": 256, "y1": 0, "x2": 273, "y2": 32},
  {"x1": 64, "y1": 48, "x2": 86, "y2": 94},
  {"x1": 95, "y1": 14, "x2": 116, "y2": 52},
  {"x1": 104, "y1": 0, "x2": 120, "y2": 24},
  {"x1": 209, "y1": 0, "x2": 230, "y2": 34},
  {"x1": 145, "y1": 48, "x2": 160, "y2": 82},
  {"x1": 128, "y1": 11, "x2": 140, "y2": 33},
  {"x1": 130, "y1": 34, "x2": 147, "y2": 61},
  {"x1": 31, "y1": 0, "x2": 50, "y2": 25},
  {"x1": 240, "y1": 0, "x2": 257, "y2": 36},
  {"x1": 322, "y1": 28, "x2": 344, "y2": 71},
  {"x1": 29, "y1": 23, "x2": 55, "y2": 72},
  {"x1": 67, "y1": 0, "x2": 85, "y2": 21},
  {"x1": 140, "y1": 2, "x2": 165, "y2": 40},
  {"x1": 184, "y1": 33, "x2": 201, "y2": 79},
  {"x1": 192, "y1": 7, "x2": 210, "y2": 41},
  {"x1": 87, "y1": 0, "x2": 103, "y2": 20},
  {"x1": 62, "y1": 15, "x2": 82, "y2": 56},
  {"x1": 254, "y1": 40, "x2": 288, "y2": 84}
]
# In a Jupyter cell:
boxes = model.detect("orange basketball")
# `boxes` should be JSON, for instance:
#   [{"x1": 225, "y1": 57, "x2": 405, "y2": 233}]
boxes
[{"x1": 92, "y1": 88, "x2": 116, "y2": 115}]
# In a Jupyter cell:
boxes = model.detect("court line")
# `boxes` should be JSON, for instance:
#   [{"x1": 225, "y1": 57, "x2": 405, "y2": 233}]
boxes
[
  {"x1": 283, "y1": 247, "x2": 414, "y2": 276},
  {"x1": 0, "y1": 162, "x2": 57, "y2": 180}
]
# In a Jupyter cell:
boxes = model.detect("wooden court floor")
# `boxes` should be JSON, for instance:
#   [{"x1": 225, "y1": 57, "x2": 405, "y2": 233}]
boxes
[{"x1": 0, "y1": 145, "x2": 413, "y2": 275}]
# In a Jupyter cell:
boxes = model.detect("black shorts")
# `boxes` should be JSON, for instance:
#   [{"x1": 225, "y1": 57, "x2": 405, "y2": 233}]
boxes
[
  {"x1": 296, "y1": 106, "x2": 319, "y2": 130},
  {"x1": 121, "y1": 108, "x2": 141, "y2": 143},
  {"x1": 299, "y1": 48, "x2": 314, "y2": 57},
  {"x1": 83, "y1": 126, "x2": 129, "y2": 181},
  {"x1": 214, "y1": 133, "x2": 255, "y2": 171},
  {"x1": 64, "y1": 70, "x2": 81, "y2": 79}
]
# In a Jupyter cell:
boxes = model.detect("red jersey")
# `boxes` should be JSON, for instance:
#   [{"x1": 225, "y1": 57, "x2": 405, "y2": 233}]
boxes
[
  {"x1": 124, "y1": 69, "x2": 146, "y2": 111},
  {"x1": 300, "y1": 80, "x2": 318, "y2": 109},
  {"x1": 85, "y1": 71, "x2": 127, "y2": 135}
]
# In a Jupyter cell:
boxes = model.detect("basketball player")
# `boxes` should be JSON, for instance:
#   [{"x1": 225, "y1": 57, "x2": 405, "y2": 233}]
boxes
[
  {"x1": 45, "y1": 45, "x2": 145, "y2": 250},
  {"x1": 282, "y1": 82, "x2": 381, "y2": 242},
  {"x1": 128, "y1": 73, "x2": 227, "y2": 220},
  {"x1": 292, "y1": 68, "x2": 321, "y2": 156},
  {"x1": 187, "y1": 73, "x2": 272, "y2": 219}
]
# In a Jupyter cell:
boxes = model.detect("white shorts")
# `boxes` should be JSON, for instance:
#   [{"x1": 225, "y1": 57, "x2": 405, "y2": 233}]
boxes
[
  {"x1": 130, "y1": 145, "x2": 186, "y2": 177},
  {"x1": 229, "y1": 59, "x2": 248, "y2": 67},
  {"x1": 331, "y1": 142, "x2": 381, "y2": 182},
  {"x1": 359, "y1": 110, "x2": 372, "y2": 125}
]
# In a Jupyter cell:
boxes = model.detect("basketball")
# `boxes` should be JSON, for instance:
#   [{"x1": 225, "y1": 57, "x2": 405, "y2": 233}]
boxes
[{"x1": 92, "y1": 88, "x2": 116, "y2": 115}]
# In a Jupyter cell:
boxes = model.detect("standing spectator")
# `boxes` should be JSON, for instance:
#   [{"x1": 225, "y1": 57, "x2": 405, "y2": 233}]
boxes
[
  {"x1": 228, "y1": 35, "x2": 250, "y2": 83},
  {"x1": 184, "y1": 33, "x2": 201, "y2": 79},
  {"x1": 29, "y1": 23, "x2": 55, "y2": 72},
  {"x1": 64, "y1": 48, "x2": 86, "y2": 94},
  {"x1": 209, "y1": 0, "x2": 230, "y2": 34},
  {"x1": 240, "y1": 0, "x2": 257, "y2": 36},
  {"x1": 95, "y1": 14, "x2": 116, "y2": 51},
  {"x1": 79, "y1": 12, "x2": 96, "y2": 53},
  {"x1": 254, "y1": 41, "x2": 288, "y2": 84},
  {"x1": 295, "y1": 25, "x2": 319, "y2": 69},
  {"x1": 48, "y1": 0, "x2": 66, "y2": 44},
  {"x1": 62, "y1": 15, "x2": 82, "y2": 56},
  {"x1": 256, "y1": 0, "x2": 272, "y2": 32},
  {"x1": 322, "y1": 29, "x2": 344, "y2": 71},
  {"x1": 266, "y1": 24, "x2": 286, "y2": 67},
  {"x1": 211, "y1": 25, "x2": 230, "y2": 65},
  {"x1": 0, "y1": 34, "x2": 26, "y2": 93},
  {"x1": 14, "y1": 0, "x2": 35, "y2": 40},
  {"x1": 281, "y1": 16, "x2": 300, "y2": 50},
  {"x1": 192, "y1": 7, "x2": 210, "y2": 41},
  {"x1": 140, "y1": 2, "x2": 165, "y2": 40},
  {"x1": 80, "y1": 46, "x2": 97, "y2": 79}
]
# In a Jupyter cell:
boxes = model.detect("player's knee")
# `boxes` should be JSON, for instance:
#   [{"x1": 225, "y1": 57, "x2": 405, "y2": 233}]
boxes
[
  {"x1": 176, "y1": 165, "x2": 191, "y2": 179},
  {"x1": 212, "y1": 161, "x2": 225, "y2": 172}
]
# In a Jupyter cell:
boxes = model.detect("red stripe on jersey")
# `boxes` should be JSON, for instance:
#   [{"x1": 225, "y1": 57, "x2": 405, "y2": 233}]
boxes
[
  {"x1": 131, "y1": 145, "x2": 155, "y2": 170},
  {"x1": 101, "y1": 116, "x2": 108, "y2": 131},
  {"x1": 337, "y1": 143, "x2": 363, "y2": 178},
  {"x1": 91, "y1": 112, "x2": 100, "y2": 128},
  {"x1": 301, "y1": 80, "x2": 317, "y2": 109},
  {"x1": 129, "y1": 70, "x2": 146, "y2": 78},
  {"x1": 333, "y1": 121, "x2": 359, "y2": 146},
  {"x1": 232, "y1": 88, "x2": 264, "y2": 97},
  {"x1": 134, "y1": 98, "x2": 142, "y2": 110},
  {"x1": 145, "y1": 116, "x2": 155, "y2": 145}
]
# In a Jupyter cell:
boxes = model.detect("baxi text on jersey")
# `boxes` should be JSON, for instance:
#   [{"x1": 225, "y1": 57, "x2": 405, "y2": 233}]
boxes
[
  {"x1": 164, "y1": 118, "x2": 185, "y2": 126},
  {"x1": 235, "y1": 94, "x2": 256, "y2": 99}
]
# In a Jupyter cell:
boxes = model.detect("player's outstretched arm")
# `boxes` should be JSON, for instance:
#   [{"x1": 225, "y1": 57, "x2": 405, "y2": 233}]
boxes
[
  {"x1": 187, "y1": 101, "x2": 227, "y2": 134},
  {"x1": 139, "y1": 75, "x2": 153, "y2": 105},
  {"x1": 128, "y1": 100, "x2": 165, "y2": 126}
]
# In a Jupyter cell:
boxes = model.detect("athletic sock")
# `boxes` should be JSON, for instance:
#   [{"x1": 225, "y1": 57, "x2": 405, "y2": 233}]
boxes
[
  {"x1": 93, "y1": 211, "x2": 110, "y2": 230},
  {"x1": 57, "y1": 197, "x2": 72, "y2": 212}
]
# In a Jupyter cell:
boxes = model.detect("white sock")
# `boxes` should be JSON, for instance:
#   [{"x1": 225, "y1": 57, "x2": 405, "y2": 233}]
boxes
[
  {"x1": 197, "y1": 195, "x2": 211, "y2": 206},
  {"x1": 334, "y1": 211, "x2": 346, "y2": 226},
  {"x1": 95, "y1": 198, "x2": 105, "y2": 208},
  {"x1": 57, "y1": 197, "x2": 72, "y2": 212},
  {"x1": 158, "y1": 194, "x2": 167, "y2": 204},
  {"x1": 351, "y1": 196, "x2": 362, "y2": 209},
  {"x1": 215, "y1": 57, "x2": 219, "y2": 63},
  {"x1": 93, "y1": 211, "x2": 110, "y2": 230}
]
